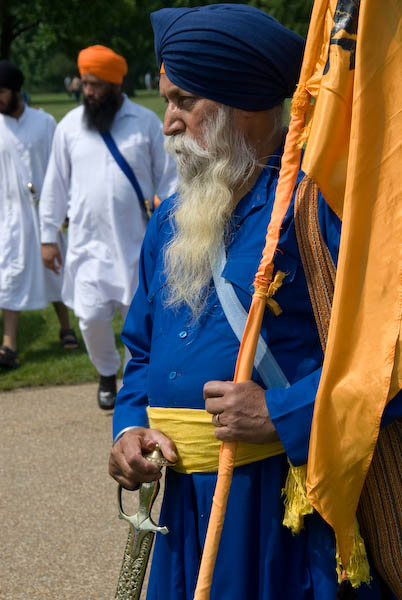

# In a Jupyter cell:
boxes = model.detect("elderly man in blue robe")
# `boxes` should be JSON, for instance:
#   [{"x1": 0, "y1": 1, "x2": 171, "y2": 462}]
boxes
[{"x1": 109, "y1": 5, "x2": 402, "y2": 599}]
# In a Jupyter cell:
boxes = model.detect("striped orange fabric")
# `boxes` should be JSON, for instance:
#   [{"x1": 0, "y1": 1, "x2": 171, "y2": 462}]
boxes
[{"x1": 357, "y1": 420, "x2": 402, "y2": 597}]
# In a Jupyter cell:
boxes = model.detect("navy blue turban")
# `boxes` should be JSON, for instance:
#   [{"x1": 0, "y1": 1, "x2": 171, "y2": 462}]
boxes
[
  {"x1": 151, "y1": 4, "x2": 305, "y2": 111},
  {"x1": 0, "y1": 60, "x2": 24, "y2": 92}
]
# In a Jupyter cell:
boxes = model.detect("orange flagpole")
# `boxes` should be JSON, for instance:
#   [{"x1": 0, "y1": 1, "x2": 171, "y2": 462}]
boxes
[{"x1": 193, "y1": 3, "x2": 330, "y2": 597}]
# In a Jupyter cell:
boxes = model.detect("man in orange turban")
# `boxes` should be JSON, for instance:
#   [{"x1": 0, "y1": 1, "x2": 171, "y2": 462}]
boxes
[
  {"x1": 78, "y1": 45, "x2": 128, "y2": 86},
  {"x1": 40, "y1": 45, "x2": 178, "y2": 410},
  {"x1": 76, "y1": 45, "x2": 128, "y2": 132}
]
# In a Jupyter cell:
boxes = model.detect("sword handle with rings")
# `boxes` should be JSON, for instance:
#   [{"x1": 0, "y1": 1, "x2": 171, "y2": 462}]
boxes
[{"x1": 115, "y1": 444, "x2": 175, "y2": 599}]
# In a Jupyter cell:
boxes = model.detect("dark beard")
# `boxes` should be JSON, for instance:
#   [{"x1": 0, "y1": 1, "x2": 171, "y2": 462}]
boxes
[
  {"x1": 0, "y1": 90, "x2": 19, "y2": 116},
  {"x1": 83, "y1": 88, "x2": 121, "y2": 133}
]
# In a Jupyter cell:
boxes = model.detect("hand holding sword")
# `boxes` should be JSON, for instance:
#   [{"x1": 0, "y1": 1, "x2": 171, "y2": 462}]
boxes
[{"x1": 110, "y1": 430, "x2": 178, "y2": 599}]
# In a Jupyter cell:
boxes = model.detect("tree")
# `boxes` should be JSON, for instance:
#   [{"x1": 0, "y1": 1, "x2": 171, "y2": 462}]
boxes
[
  {"x1": 6, "y1": 0, "x2": 227, "y2": 91},
  {"x1": 4, "y1": 0, "x2": 144, "y2": 90},
  {"x1": 250, "y1": 0, "x2": 313, "y2": 37},
  {"x1": 0, "y1": 0, "x2": 40, "y2": 59},
  {"x1": 4, "y1": 0, "x2": 313, "y2": 93}
]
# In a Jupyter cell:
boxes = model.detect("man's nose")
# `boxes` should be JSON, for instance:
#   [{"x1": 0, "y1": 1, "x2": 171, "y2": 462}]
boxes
[
  {"x1": 163, "y1": 106, "x2": 185, "y2": 136},
  {"x1": 82, "y1": 83, "x2": 94, "y2": 95}
]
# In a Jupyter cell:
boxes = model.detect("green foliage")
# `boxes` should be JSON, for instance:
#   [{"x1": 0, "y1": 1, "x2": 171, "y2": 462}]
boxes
[
  {"x1": 3, "y1": 0, "x2": 313, "y2": 93},
  {"x1": 249, "y1": 0, "x2": 313, "y2": 37}
]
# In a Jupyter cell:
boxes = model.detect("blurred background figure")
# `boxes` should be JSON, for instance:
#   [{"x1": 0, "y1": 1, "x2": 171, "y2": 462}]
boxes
[
  {"x1": 40, "y1": 45, "x2": 177, "y2": 410},
  {"x1": 64, "y1": 75, "x2": 72, "y2": 98},
  {"x1": 70, "y1": 75, "x2": 81, "y2": 102},
  {"x1": 0, "y1": 60, "x2": 78, "y2": 371},
  {"x1": 144, "y1": 71, "x2": 152, "y2": 91}
]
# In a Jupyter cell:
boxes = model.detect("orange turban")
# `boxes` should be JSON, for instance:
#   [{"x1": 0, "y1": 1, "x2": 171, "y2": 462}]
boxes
[{"x1": 77, "y1": 45, "x2": 127, "y2": 84}]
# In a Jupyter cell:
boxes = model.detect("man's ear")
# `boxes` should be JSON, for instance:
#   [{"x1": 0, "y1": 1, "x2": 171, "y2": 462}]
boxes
[
  {"x1": 233, "y1": 107, "x2": 255, "y2": 121},
  {"x1": 232, "y1": 107, "x2": 255, "y2": 135}
]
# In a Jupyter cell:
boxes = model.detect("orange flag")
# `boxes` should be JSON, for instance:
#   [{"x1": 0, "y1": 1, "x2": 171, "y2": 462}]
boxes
[
  {"x1": 304, "y1": 0, "x2": 402, "y2": 569},
  {"x1": 194, "y1": 0, "x2": 402, "y2": 594}
]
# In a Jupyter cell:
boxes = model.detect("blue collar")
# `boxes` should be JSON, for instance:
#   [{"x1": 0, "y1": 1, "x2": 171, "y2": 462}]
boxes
[{"x1": 233, "y1": 142, "x2": 284, "y2": 226}]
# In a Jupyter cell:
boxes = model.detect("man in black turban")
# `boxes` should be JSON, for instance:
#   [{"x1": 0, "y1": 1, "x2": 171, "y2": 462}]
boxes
[
  {"x1": 0, "y1": 60, "x2": 79, "y2": 369},
  {"x1": 109, "y1": 5, "x2": 391, "y2": 600},
  {"x1": 0, "y1": 60, "x2": 24, "y2": 116}
]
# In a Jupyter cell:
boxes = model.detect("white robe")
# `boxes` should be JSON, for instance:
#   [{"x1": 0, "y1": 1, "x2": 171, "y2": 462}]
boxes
[
  {"x1": 0, "y1": 106, "x2": 64, "y2": 311},
  {"x1": 40, "y1": 95, "x2": 178, "y2": 321}
]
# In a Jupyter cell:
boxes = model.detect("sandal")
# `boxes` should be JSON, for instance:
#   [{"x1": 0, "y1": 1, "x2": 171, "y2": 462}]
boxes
[
  {"x1": 0, "y1": 345, "x2": 20, "y2": 369},
  {"x1": 59, "y1": 328, "x2": 80, "y2": 350}
]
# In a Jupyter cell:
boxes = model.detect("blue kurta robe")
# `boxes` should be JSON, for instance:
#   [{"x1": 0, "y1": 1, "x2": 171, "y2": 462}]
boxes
[{"x1": 113, "y1": 152, "x2": 400, "y2": 599}]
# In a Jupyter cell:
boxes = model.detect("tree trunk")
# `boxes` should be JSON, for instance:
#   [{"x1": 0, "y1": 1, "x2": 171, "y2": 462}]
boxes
[{"x1": 0, "y1": 0, "x2": 12, "y2": 58}]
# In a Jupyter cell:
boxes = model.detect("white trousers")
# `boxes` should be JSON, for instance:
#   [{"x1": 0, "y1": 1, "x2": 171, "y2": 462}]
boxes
[{"x1": 79, "y1": 302, "x2": 130, "y2": 377}]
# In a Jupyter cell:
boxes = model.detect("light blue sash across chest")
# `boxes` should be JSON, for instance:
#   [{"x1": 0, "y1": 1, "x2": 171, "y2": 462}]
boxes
[{"x1": 211, "y1": 243, "x2": 290, "y2": 390}]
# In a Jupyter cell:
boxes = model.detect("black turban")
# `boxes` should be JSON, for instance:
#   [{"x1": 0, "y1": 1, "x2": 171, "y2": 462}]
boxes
[
  {"x1": 151, "y1": 3, "x2": 305, "y2": 111},
  {"x1": 0, "y1": 60, "x2": 24, "y2": 91}
]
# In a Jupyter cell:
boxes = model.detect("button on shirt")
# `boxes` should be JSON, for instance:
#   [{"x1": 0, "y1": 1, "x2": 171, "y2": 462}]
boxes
[{"x1": 113, "y1": 151, "x2": 402, "y2": 464}]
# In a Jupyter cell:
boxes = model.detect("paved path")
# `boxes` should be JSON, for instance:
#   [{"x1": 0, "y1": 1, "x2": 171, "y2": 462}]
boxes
[{"x1": 0, "y1": 383, "x2": 160, "y2": 599}]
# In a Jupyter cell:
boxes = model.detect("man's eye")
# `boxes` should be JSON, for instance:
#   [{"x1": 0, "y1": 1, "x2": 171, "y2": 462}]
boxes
[{"x1": 178, "y1": 97, "x2": 196, "y2": 109}]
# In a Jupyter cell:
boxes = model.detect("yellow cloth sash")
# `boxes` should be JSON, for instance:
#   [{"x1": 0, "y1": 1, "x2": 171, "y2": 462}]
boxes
[{"x1": 147, "y1": 406, "x2": 285, "y2": 474}]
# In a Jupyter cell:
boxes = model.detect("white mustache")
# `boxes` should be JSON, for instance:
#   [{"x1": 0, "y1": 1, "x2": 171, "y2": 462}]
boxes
[{"x1": 164, "y1": 133, "x2": 210, "y2": 159}]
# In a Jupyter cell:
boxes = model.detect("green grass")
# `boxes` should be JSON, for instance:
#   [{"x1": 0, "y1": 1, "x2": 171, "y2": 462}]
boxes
[
  {"x1": 0, "y1": 90, "x2": 165, "y2": 391},
  {"x1": 0, "y1": 307, "x2": 125, "y2": 391},
  {"x1": 31, "y1": 89, "x2": 166, "y2": 122}
]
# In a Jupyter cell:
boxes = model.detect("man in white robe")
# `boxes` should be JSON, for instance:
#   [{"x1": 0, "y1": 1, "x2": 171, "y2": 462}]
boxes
[
  {"x1": 40, "y1": 45, "x2": 178, "y2": 410},
  {"x1": 0, "y1": 60, "x2": 78, "y2": 370}
]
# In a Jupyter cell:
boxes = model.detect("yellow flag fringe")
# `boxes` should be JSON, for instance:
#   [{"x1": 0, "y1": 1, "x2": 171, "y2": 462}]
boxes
[
  {"x1": 282, "y1": 465, "x2": 370, "y2": 587},
  {"x1": 282, "y1": 463, "x2": 313, "y2": 534},
  {"x1": 335, "y1": 521, "x2": 371, "y2": 588}
]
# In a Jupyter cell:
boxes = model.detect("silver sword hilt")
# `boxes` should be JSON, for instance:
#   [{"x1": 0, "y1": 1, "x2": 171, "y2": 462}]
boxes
[
  {"x1": 115, "y1": 445, "x2": 174, "y2": 599},
  {"x1": 117, "y1": 445, "x2": 171, "y2": 535}
]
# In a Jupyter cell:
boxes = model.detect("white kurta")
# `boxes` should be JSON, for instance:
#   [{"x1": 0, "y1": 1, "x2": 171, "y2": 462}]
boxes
[
  {"x1": 40, "y1": 95, "x2": 178, "y2": 321},
  {"x1": 0, "y1": 106, "x2": 64, "y2": 311}
]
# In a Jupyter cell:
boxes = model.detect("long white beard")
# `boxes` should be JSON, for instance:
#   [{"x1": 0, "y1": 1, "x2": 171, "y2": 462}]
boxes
[{"x1": 163, "y1": 105, "x2": 258, "y2": 317}]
